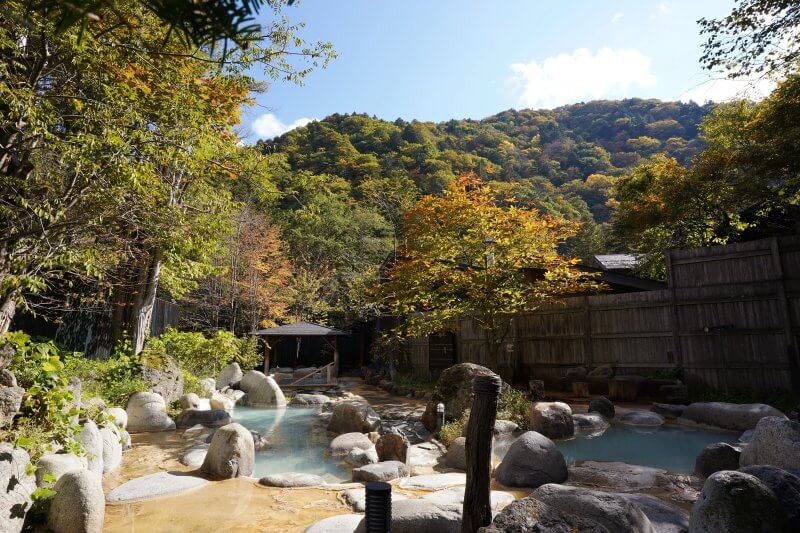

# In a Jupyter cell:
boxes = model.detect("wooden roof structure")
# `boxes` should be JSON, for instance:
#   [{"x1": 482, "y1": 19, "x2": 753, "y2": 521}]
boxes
[{"x1": 253, "y1": 321, "x2": 348, "y2": 337}]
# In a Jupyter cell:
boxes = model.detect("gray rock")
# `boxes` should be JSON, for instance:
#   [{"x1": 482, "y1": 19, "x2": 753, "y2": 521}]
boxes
[
  {"x1": 739, "y1": 465, "x2": 800, "y2": 524},
  {"x1": 481, "y1": 495, "x2": 610, "y2": 532},
  {"x1": 175, "y1": 408, "x2": 231, "y2": 429},
  {"x1": 35, "y1": 452, "x2": 86, "y2": 487},
  {"x1": 739, "y1": 429, "x2": 754, "y2": 443},
  {"x1": 125, "y1": 391, "x2": 175, "y2": 433},
  {"x1": 199, "y1": 377, "x2": 216, "y2": 398},
  {"x1": 329, "y1": 432, "x2": 375, "y2": 456},
  {"x1": 216, "y1": 363, "x2": 243, "y2": 390},
  {"x1": 305, "y1": 514, "x2": 365, "y2": 533},
  {"x1": 239, "y1": 370, "x2": 286, "y2": 406},
  {"x1": 105, "y1": 407, "x2": 128, "y2": 429},
  {"x1": 225, "y1": 389, "x2": 246, "y2": 403},
  {"x1": 79, "y1": 421, "x2": 104, "y2": 475},
  {"x1": 689, "y1": 470, "x2": 786, "y2": 533},
  {"x1": 618, "y1": 410, "x2": 665, "y2": 427},
  {"x1": 328, "y1": 401, "x2": 381, "y2": 434},
  {"x1": 424, "y1": 363, "x2": 505, "y2": 429},
  {"x1": 567, "y1": 461, "x2": 678, "y2": 494},
  {"x1": 141, "y1": 354, "x2": 183, "y2": 403},
  {"x1": 391, "y1": 498, "x2": 461, "y2": 533},
  {"x1": 407, "y1": 442, "x2": 447, "y2": 475},
  {"x1": 446, "y1": 436, "x2": 467, "y2": 470},
  {"x1": 180, "y1": 444, "x2": 208, "y2": 468},
  {"x1": 120, "y1": 429, "x2": 132, "y2": 451},
  {"x1": 0, "y1": 344, "x2": 13, "y2": 370},
  {"x1": 0, "y1": 380, "x2": 23, "y2": 428},
  {"x1": 588, "y1": 397, "x2": 615, "y2": 419},
  {"x1": 0, "y1": 369, "x2": 16, "y2": 387},
  {"x1": 740, "y1": 416, "x2": 800, "y2": 470},
  {"x1": 106, "y1": 471, "x2": 209, "y2": 502},
  {"x1": 494, "y1": 431, "x2": 568, "y2": 488},
  {"x1": 210, "y1": 391, "x2": 234, "y2": 410},
  {"x1": 100, "y1": 424, "x2": 123, "y2": 473},
  {"x1": 342, "y1": 487, "x2": 408, "y2": 512},
  {"x1": 680, "y1": 402, "x2": 786, "y2": 431},
  {"x1": 48, "y1": 470, "x2": 104, "y2": 533},
  {"x1": 182, "y1": 424, "x2": 210, "y2": 440},
  {"x1": 344, "y1": 447, "x2": 379, "y2": 467},
  {"x1": 651, "y1": 403, "x2": 686, "y2": 420},
  {"x1": 619, "y1": 494, "x2": 689, "y2": 533},
  {"x1": 250, "y1": 430, "x2": 269, "y2": 451},
  {"x1": 352, "y1": 460, "x2": 409, "y2": 482},
  {"x1": 493, "y1": 420, "x2": 519, "y2": 436},
  {"x1": 200, "y1": 422, "x2": 254, "y2": 479},
  {"x1": 694, "y1": 442, "x2": 740, "y2": 478},
  {"x1": 398, "y1": 472, "x2": 467, "y2": 490},
  {"x1": 534, "y1": 484, "x2": 655, "y2": 533},
  {"x1": 532, "y1": 401, "x2": 575, "y2": 439},
  {"x1": 421, "y1": 486, "x2": 514, "y2": 514},
  {"x1": 179, "y1": 393, "x2": 201, "y2": 410},
  {"x1": 258, "y1": 472, "x2": 326, "y2": 487},
  {"x1": 290, "y1": 393, "x2": 331, "y2": 406},
  {"x1": 573, "y1": 413, "x2": 610, "y2": 434},
  {"x1": 0, "y1": 443, "x2": 36, "y2": 533},
  {"x1": 67, "y1": 377, "x2": 81, "y2": 423}
]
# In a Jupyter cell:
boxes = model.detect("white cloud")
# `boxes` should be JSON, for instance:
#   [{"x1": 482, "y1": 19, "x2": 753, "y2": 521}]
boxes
[
  {"x1": 252, "y1": 113, "x2": 315, "y2": 139},
  {"x1": 651, "y1": 2, "x2": 671, "y2": 18},
  {"x1": 509, "y1": 47, "x2": 657, "y2": 108},
  {"x1": 680, "y1": 75, "x2": 776, "y2": 103},
  {"x1": 611, "y1": 12, "x2": 624, "y2": 24}
]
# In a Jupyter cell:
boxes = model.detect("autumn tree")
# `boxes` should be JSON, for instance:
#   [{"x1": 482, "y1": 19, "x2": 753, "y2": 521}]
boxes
[{"x1": 375, "y1": 175, "x2": 592, "y2": 372}]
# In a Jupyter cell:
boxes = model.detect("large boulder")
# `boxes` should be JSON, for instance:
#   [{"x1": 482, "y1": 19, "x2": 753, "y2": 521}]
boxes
[
  {"x1": 79, "y1": 421, "x2": 104, "y2": 475},
  {"x1": 199, "y1": 377, "x2": 216, "y2": 398},
  {"x1": 106, "y1": 471, "x2": 209, "y2": 503},
  {"x1": 533, "y1": 484, "x2": 655, "y2": 533},
  {"x1": 531, "y1": 401, "x2": 574, "y2": 439},
  {"x1": 617, "y1": 410, "x2": 664, "y2": 427},
  {"x1": 105, "y1": 407, "x2": 128, "y2": 429},
  {"x1": 494, "y1": 431, "x2": 568, "y2": 488},
  {"x1": 175, "y1": 408, "x2": 232, "y2": 429},
  {"x1": 445, "y1": 437, "x2": 466, "y2": 470},
  {"x1": 689, "y1": 470, "x2": 787, "y2": 532},
  {"x1": 739, "y1": 465, "x2": 800, "y2": 525},
  {"x1": 0, "y1": 371, "x2": 24, "y2": 428},
  {"x1": 329, "y1": 432, "x2": 375, "y2": 456},
  {"x1": 140, "y1": 354, "x2": 183, "y2": 404},
  {"x1": 216, "y1": 363, "x2": 243, "y2": 390},
  {"x1": 47, "y1": 470, "x2": 105, "y2": 533},
  {"x1": 375, "y1": 432, "x2": 409, "y2": 463},
  {"x1": 327, "y1": 401, "x2": 381, "y2": 434},
  {"x1": 588, "y1": 397, "x2": 615, "y2": 419},
  {"x1": 680, "y1": 402, "x2": 786, "y2": 431},
  {"x1": 739, "y1": 416, "x2": 800, "y2": 470},
  {"x1": 573, "y1": 414, "x2": 610, "y2": 434},
  {"x1": 125, "y1": 392, "x2": 175, "y2": 433},
  {"x1": 209, "y1": 391, "x2": 234, "y2": 411},
  {"x1": 619, "y1": 494, "x2": 689, "y2": 533},
  {"x1": 100, "y1": 424, "x2": 123, "y2": 473},
  {"x1": 481, "y1": 495, "x2": 609, "y2": 532},
  {"x1": 239, "y1": 370, "x2": 286, "y2": 406},
  {"x1": 290, "y1": 393, "x2": 331, "y2": 406},
  {"x1": 694, "y1": 442, "x2": 740, "y2": 478},
  {"x1": 424, "y1": 363, "x2": 504, "y2": 430},
  {"x1": 391, "y1": 498, "x2": 461, "y2": 533},
  {"x1": 345, "y1": 447, "x2": 379, "y2": 467},
  {"x1": 200, "y1": 422, "x2": 254, "y2": 479},
  {"x1": 493, "y1": 420, "x2": 519, "y2": 436},
  {"x1": 352, "y1": 460, "x2": 409, "y2": 482},
  {"x1": 179, "y1": 393, "x2": 201, "y2": 410},
  {"x1": 35, "y1": 452, "x2": 86, "y2": 487},
  {"x1": 0, "y1": 443, "x2": 36, "y2": 533}
]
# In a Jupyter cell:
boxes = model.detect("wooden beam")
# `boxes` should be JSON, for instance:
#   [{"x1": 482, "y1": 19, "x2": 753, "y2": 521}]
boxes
[
  {"x1": 333, "y1": 336, "x2": 339, "y2": 379},
  {"x1": 263, "y1": 338, "x2": 270, "y2": 374}
]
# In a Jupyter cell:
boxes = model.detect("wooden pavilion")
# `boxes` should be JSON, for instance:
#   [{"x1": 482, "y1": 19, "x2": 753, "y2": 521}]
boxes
[{"x1": 253, "y1": 321, "x2": 348, "y2": 387}]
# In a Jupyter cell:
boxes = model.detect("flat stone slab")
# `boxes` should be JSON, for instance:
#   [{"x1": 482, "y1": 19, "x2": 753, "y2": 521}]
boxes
[
  {"x1": 106, "y1": 471, "x2": 209, "y2": 503},
  {"x1": 342, "y1": 487, "x2": 409, "y2": 512},
  {"x1": 258, "y1": 472, "x2": 326, "y2": 487},
  {"x1": 180, "y1": 445, "x2": 208, "y2": 468},
  {"x1": 398, "y1": 472, "x2": 466, "y2": 490},
  {"x1": 421, "y1": 486, "x2": 515, "y2": 513},
  {"x1": 306, "y1": 514, "x2": 365, "y2": 533}
]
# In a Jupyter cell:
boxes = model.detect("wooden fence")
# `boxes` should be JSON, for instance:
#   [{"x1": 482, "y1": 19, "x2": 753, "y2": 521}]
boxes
[{"x1": 409, "y1": 236, "x2": 800, "y2": 394}]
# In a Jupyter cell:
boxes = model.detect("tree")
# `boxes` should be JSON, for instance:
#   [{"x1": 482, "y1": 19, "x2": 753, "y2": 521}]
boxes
[{"x1": 374, "y1": 175, "x2": 593, "y2": 371}]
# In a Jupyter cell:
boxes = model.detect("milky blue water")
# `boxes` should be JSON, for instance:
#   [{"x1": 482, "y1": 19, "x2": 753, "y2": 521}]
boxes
[{"x1": 233, "y1": 406, "x2": 351, "y2": 481}]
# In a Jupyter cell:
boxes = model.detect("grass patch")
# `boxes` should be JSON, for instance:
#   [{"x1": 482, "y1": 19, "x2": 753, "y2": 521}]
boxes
[{"x1": 393, "y1": 374, "x2": 435, "y2": 393}]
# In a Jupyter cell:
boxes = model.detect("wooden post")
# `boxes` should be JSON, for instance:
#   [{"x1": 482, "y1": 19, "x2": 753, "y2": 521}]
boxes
[
  {"x1": 333, "y1": 336, "x2": 339, "y2": 379},
  {"x1": 263, "y1": 338, "x2": 270, "y2": 374},
  {"x1": 462, "y1": 374, "x2": 502, "y2": 533}
]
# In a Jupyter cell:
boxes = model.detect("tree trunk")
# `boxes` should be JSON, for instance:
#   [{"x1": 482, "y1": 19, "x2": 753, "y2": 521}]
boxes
[
  {"x1": 130, "y1": 249, "x2": 163, "y2": 354},
  {"x1": 0, "y1": 293, "x2": 17, "y2": 335}
]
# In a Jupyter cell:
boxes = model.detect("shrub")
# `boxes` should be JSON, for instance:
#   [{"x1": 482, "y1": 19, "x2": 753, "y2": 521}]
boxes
[
  {"x1": 63, "y1": 340, "x2": 148, "y2": 407},
  {"x1": 438, "y1": 409, "x2": 469, "y2": 446},
  {"x1": 144, "y1": 327, "x2": 258, "y2": 378},
  {"x1": 497, "y1": 386, "x2": 530, "y2": 430}
]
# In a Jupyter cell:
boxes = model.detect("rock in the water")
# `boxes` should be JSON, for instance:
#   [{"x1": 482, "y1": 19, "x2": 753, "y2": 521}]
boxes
[
  {"x1": 739, "y1": 465, "x2": 800, "y2": 525},
  {"x1": 290, "y1": 393, "x2": 331, "y2": 406},
  {"x1": 619, "y1": 494, "x2": 689, "y2": 533},
  {"x1": 481, "y1": 495, "x2": 609, "y2": 532},
  {"x1": 680, "y1": 402, "x2": 786, "y2": 431},
  {"x1": 391, "y1": 499, "x2": 461, "y2": 533},
  {"x1": 48, "y1": 470, "x2": 104, "y2": 533},
  {"x1": 533, "y1": 484, "x2": 655, "y2": 533},
  {"x1": 567, "y1": 461, "x2": 680, "y2": 494},
  {"x1": 79, "y1": 421, "x2": 104, "y2": 475},
  {"x1": 694, "y1": 442, "x2": 741, "y2": 478},
  {"x1": 199, "y1": 377, "x2": 216, "y2": 398},
  {"x1": 216, "y1": 363, "x2": 243, "y2": 390},
  {"x1": 446, "y1": 436, "x2": 467, "y2": 470},
  {"x1": 342, "y1": 487, "x2": 408, "y2": 512},
  {"x1": 531, "y1": 401, "x2": 574, "y2": 439},
  {"x1": 618, "y1": 410, "x2": 665, "y2": 427},
  {"x1": 0, "y1": 377, "x2": 24, "y2": 428},
  {"x1": 494, "y1": 431, "x2": 568, "y2": 488},
  {"x1": 329, "y1": 432, "x2": 375, "y2": 456},
  {"x1": 106, "y1": 471, "x2": 209, "y2": 502},
  {"x1": 258, "y1": 472, "x2": 326, "y2": 487},
  {"x1": 352, "y1": 460, "x2": 409, "y2": 482},
  {"x1": 210, "y1": 391, "x2": 234, "y2": 411},
  {"x1": 175, "y1": 408, "x2": 231, "y2": 429},
  {"x1": 376, "y1": 432, "x2": 409, "y2": 463},
  {"x1": 739, "y1": 429, "x2": 754, "y2": 443},
  {"x1": 328, "y1": 401, "x2": 381, "y2": 434},
  {"x1": 739, "y1": 416, "x2": 800, "y2": 470},
  {"x1": 588, "y1": 397, "x2": 615, "y2": 419},
  {"x1": 141, "y1": 354, "x2": 183, "y2": 404},
  {"x1": 493, "y1": 420, "x2": 519, "y2": 436},
  {"x1": 345, "y1": 447, "x2": 379, "y2": 467},
  {"x1": 105, "y1": 407, "x2": 128, "y2": 429},
  {"x1": 689, "y1": 470, "x2": 786, "y2": 533},
  {"x1": 35, "y1": 452, "x2": 86, "y2": 487},
  {"x1": 125, "y1": 392, "x2": 175, "y2": 433},
  {"x1": 305, "y1": 514, "x2": 365, "y2": 533},
  {"x1": 179, "y1": 393, "x2": 201, "y2": 410},
  {"x1": 573, "y1": 413, "x2": 610, "y2": 434},
  {"x1": 239, "y1": 370, "x2": 286, "y2": 406},
  {"x1": 0, "y1": 443, "x2": 36, "y2": 533},
  {"x1": 398, "y1": 472, "x2": 467, "y2": 490},
  {"x1": 180, "y1": 444, "x2": 208, "y2": 468},
  {"x1": 200, "y1": 422, "x2": 254, "y2": 479},
  {"x1": 100, "y1": 424, "x2": 123, "y2": 473},
  {"x1": 651, "y1": 403, "x2": 686, "y2": 420}
]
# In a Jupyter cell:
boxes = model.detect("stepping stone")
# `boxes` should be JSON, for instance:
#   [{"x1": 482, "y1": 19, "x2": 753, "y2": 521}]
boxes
[
  {"x1": 106, "y1": 471, "x2": 209, "y2": 503},
  {"x1": 341, "y1": 487, "x2": 408, "y2": 512},
  {"x1": 421, "y1": 486, "x2": 515, "y2": 513},
  {"x1": 398, "y1": 472, "x2": 466, "y2": 490},
  {"x1": 305, "y1": 514, "x2": 365, "y2": 533},
  {"x1": 258, "y1": 472, "x2": 326, "y2": 487}
]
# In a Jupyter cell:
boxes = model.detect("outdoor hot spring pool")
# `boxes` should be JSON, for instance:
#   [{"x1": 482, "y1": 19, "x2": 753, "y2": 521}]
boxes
[{"x1": 234, "y1": 406, "x2": 351, "y2": 481}]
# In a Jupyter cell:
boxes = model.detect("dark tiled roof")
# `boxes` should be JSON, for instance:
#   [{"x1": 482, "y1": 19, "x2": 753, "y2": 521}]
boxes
[
  {"x1": 253, "y1": 321, "x2": 348, "y2": 336},
  {"x1": 593, "y1": 254, "x2": 639, "y2": 271}
]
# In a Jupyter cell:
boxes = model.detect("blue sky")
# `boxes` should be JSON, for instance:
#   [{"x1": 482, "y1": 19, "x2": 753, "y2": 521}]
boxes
[{"x1": 243, "y1": 1, "x2": 774, "y2": 141}]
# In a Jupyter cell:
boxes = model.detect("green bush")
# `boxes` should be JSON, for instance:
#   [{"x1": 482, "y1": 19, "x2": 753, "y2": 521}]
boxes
[
  {"x1": 497, "y1": 386, "x2": 531, "y2": 430},
  {"x1": 63, "y1": 340, "x2": 148, "y2": 407},
  {"x1": 438, "y1": 409, "x2": 470, "y2": 446}
]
